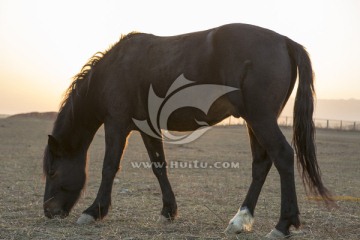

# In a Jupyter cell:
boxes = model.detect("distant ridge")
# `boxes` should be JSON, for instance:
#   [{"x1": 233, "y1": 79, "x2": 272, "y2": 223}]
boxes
[{"x1": 8, "y1": 112, "x2": 58, "y2": 121}]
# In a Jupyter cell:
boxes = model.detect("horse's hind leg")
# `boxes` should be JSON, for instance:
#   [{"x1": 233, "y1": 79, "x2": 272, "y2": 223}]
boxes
[
  {"x1": 77, "y1": 117, "x2": 131, "y2": 224},
  {"x1": 250, "y1": 119, "x2": 300, "y2": 237},
  {"x1": 225, "y1": 126, "x2": 273, "y2": 234},
  {"x1": 140, "y1": 133, "x2": 177, "y2": 220}
]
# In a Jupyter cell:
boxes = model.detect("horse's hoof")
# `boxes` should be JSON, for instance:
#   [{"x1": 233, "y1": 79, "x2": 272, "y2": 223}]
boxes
[
  {"x1": 265, "y1": 229, "x2": 286, "y2": 239},
  {"x1": 76, "y1": 213, "x2": 95, "y2": 225},
  {"x1": 157, "y1": 215, "x2": 171, "y2": 223},
  {"x1": 224, "y1": 207, "x2": 254, "y2": 234}
]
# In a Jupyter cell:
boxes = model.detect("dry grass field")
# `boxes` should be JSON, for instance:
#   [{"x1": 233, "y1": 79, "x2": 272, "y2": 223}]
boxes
[{"x1": 0, "y1": 117, "x2": 359, "y2": 239}]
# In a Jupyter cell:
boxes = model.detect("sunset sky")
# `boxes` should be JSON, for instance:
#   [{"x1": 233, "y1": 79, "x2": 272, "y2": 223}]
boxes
[{"x1": 0, "y1": 0, "x2": 359, "y2": 114}]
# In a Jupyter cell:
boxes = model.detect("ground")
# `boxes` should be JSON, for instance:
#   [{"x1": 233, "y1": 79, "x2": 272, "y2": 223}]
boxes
[{"x1": 0, "y1": 117, "x2": 359, "y2": 239}]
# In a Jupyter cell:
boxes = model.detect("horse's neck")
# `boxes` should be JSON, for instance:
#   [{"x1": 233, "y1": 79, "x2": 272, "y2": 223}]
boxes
[{"x1": 52, "y1": 104, "x2": 101, "y2": 152}]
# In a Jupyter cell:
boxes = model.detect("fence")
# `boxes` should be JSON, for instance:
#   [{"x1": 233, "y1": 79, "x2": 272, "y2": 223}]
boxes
[
  {"x1": 219, "y1": 116, "x2": 360, "y2": 131},
  {"x1": 278, "y1": 116, "x2": 360, "y2": 131}
]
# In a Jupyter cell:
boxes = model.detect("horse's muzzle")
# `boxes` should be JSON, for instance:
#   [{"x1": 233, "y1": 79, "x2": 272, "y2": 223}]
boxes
[{"x1": 44, "y1": 207, "x2": 69, "y2": 219}]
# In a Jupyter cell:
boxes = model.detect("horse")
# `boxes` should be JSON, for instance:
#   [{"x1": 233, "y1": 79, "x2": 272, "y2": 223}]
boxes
[{"x1": 43, "y1": 23, "x2": 332, "y2": 238}]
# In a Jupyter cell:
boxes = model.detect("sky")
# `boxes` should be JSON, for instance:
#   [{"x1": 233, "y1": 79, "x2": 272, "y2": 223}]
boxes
[{"x1": 0, "y1": 0, "x2": 360, "y2": 114}]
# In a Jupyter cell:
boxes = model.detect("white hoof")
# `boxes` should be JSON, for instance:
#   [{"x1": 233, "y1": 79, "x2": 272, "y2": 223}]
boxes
[
  {"x1": 225, "y1": 207, "x2": 254, "y2": 234},
  {"x1": 76, "y1": 213, "x2": 95, "y2": 225},
  {"x1": 157, "y1": 215, "x2": 170, "y2": 223},
  {"x1": 265, "y1": 229, "x2": 286, "y2": 239}
]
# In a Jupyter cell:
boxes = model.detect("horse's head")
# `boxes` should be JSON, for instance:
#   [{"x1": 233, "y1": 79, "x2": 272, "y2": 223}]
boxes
[{"x1": 43, "y1": 135, "x2": 87, "y2": 218}]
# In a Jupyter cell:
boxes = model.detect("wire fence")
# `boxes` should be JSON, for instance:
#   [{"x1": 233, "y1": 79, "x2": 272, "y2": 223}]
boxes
[{"x1": 219, "y1": 116, "x2": 360, "y2": 131}]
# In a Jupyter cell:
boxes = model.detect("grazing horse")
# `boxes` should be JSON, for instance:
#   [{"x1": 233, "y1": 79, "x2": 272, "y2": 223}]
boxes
[{"x1": 43, "y1": 23, "x2": 332, "y2": 238}]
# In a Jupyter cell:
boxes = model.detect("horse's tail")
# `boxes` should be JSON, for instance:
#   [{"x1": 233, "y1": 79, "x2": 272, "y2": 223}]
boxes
[{"x1": 286, "y1": 38, "x2": 333, "y2": 204}]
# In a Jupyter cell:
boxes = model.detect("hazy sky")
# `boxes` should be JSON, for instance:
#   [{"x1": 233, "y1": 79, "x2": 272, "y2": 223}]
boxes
[{"x1": 0, "y1": 0, "x2": 359, "y2": 114}]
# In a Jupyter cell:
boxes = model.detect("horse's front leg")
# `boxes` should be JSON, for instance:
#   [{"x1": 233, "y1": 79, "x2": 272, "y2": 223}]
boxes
[
  {"x1": 140, "y1": 133, "x2": 177, "y2": 221},
  {"x1": 77, "y1": 118, "x2": 131, "y2": 224}
]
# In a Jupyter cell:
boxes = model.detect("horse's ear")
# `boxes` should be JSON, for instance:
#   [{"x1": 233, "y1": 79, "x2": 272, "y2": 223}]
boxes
[{"x1": 48, "y1": 135, "x2": 60, "y2": 155}]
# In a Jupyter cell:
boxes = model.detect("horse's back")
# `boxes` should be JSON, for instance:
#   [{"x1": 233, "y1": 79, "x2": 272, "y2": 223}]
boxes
[{"x1": 99, "y1": 24, "x2": 293, "y2": 124}]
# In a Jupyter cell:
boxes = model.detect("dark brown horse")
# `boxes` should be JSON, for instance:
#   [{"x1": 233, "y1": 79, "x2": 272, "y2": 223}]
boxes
[{"x1": 43, "y1": 23, "x2": 331, "y2": 238}]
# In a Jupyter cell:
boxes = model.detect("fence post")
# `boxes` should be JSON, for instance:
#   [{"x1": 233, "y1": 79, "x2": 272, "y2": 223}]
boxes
[
  {"x1": 340, "y1": 120, "x2": 342, "y2": 130},
  {"x1": 354, "y1": 122, "x2": 357, "y2": 131},
  {"x1": 285, "y1": 116, "x2": 288, "y2": 126},
  {"x1": 326, "y1": 120, "x2": 329, "y2": 129}
]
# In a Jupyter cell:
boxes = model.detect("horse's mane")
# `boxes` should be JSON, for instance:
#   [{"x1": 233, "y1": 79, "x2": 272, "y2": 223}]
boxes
[
  {"x1": 59, "y1": 51, "x2": 104, "y2": 117},
  {"x1": 57, "y1": 32, "x2": 141, "y2": 121}
]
